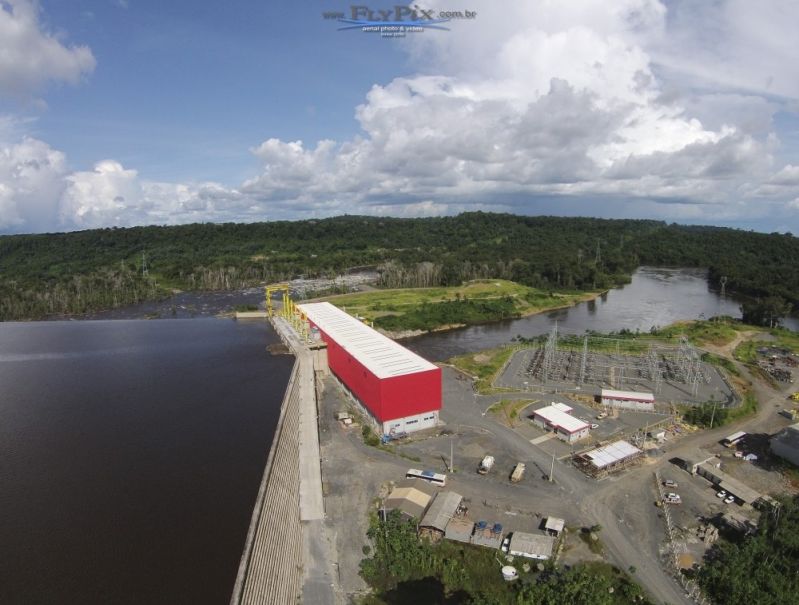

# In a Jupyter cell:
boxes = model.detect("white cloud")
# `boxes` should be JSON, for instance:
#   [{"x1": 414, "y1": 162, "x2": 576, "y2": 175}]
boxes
[
  {"x1": 238, "y1": 1, "x2": 781, "y2": 219},
  {"x1": 0, "y1": 0, "x2": 95, "y2": 98},
  {"x1": 3, "y1": 0, "x2": 799, "y2": 233},
  {"x1": 649, "y1": 0, "x2": 799, "y2": 100},
  {"x1": 0, "y1": 135, "x2": 66, "y2": 231},
  {"x1": 59, "y1": 160, "x2": 243, "y2": 229}
]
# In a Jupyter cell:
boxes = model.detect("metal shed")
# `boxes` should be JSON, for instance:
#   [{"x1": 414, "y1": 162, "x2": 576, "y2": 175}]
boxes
[
  {"x1": 419, "y1": 491, "x2": 463, "y2": 542},
  {"x1": 508, "y1": 531, "x2": 555, "y2": 560},
  {"x1": 444, "y1": 518, "x2": 474, "y2": 544},
  {"x1": 384, "y1": 478, "x2": 436, "y2": 520}
]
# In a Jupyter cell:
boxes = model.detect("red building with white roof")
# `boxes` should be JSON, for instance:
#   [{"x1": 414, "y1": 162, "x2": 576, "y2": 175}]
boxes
[{"x1": 297, "y1": 302, "x2": 442, "y2": 436}]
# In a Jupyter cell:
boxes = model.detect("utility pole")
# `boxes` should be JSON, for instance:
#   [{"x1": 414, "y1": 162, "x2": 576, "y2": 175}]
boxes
[
  {"x1": 549, "y1": 451, "x2": 555, "y2": 482},
  {"x1": 450, "y1": 436, "x2": 454, "y2": 473},
  {"x1": 709, "y1": 398, "x2": 719, "y2": 429}
]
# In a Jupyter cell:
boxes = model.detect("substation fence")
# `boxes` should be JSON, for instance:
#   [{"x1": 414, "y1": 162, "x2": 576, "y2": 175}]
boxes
[{"x1": 506, "y1": 327, "x2": 717, "y2": 400}]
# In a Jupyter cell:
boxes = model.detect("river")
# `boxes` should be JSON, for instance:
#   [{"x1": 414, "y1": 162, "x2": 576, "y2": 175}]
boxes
[
  {"x1": 406, "y1": 267, "x2": 799, "y2": 361},
  {"x1": 0, "y1": 319, "x2": 293, "y2": 604}
]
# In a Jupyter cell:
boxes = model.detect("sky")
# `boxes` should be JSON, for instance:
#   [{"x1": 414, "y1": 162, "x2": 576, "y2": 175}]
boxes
[{"x1": 1, "y1": 0, "x2": 799, "y2": 234}]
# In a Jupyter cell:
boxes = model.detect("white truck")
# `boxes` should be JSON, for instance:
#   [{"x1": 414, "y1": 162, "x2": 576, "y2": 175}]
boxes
[
  {"x1": 477, "y1": 455, "x2": 495, "y2": 474},
  {"x1": 510, "y1": 462, "x2": 526, "y2": 483}
]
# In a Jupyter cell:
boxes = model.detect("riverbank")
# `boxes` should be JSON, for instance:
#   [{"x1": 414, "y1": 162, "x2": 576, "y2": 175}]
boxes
[
  {"x1": 311, "y1": 280, "x2": 605, "y2": 338},
  {"x1": 383, "y1": 291, "x2": 605, "y2": 339}
]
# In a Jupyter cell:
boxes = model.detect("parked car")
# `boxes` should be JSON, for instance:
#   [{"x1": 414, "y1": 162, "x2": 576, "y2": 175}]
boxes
[
  {"x1": 591, "y1": 423, "x2": 599, "y2": 429},
  {"x1": 663, "y1": 479, "x2": 678, "y2": 488},
  {"x1": 597, "y1": 412, "x2": 608, "y2": 419},
  {"x1": 724, "y1": 494, "x2": 736, "y2": 504},
  {"x1": 663, "y1": 493, "x2": 682, "y2": 504},
  {"x1": 716, "y1": 490, "x2": 727, "y2": 499}
]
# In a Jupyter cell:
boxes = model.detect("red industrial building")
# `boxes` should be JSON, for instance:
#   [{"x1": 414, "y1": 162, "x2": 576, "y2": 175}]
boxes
[{"x1": 297, "y1": 302, "x2": 442, "y2": 436}]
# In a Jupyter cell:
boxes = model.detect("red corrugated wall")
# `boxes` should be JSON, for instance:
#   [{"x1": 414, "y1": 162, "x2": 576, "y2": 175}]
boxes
[
  {"x1": 313, "y1": 325, "x2": 441, "y2": 422},
  {"x1": 380, "y1": 369, "x2": 441, "y2": 420}
]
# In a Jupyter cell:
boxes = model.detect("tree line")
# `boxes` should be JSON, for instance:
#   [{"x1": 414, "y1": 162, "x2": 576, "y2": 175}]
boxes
[{"x1": 1, "y1": 213, "x2": 797, "y2": 321}]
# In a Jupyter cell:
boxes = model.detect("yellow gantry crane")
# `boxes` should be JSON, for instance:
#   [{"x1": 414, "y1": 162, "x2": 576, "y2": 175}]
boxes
[
  {"x1": 265, "y1": 283, "x2": 289, "y2": 318},
  {"x1": 265, "y1": 283, "x2": 308, "y2": 340}
]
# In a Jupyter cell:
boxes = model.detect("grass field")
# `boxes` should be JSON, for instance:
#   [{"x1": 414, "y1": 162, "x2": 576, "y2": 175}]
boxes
[
  {"x1": 317, "y1": 280, "x2": 597, "y2": 333},
  {"x1": 654, "y1": 319, "x2": 743, "y2": 347},
  {"x1": 448, "y1": 345, "x2": 519, "y2": 393},
  {"x1": 486, "y1": 398, "x2": 536, "y2": 426}
]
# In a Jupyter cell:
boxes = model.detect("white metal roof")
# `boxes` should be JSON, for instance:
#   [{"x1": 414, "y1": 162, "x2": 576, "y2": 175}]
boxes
[
  {"x1": 297, "y1": 302, "x2": 438, "y2": 379},
  {"x1": 551, "y1": 402, "x2": 573, "y2": 413},
  {"x1": 583, "y1": 440, "x2": 641, "y2": 469},
  {"x1": 508, "y1": 531, "x2": 554, "y2": 559},
  {"x1": 533, "y1": 405, "x2": 589, "y2": 434},
  {"x1": 724, "y1": 431, "x2": 747, "y2": 443},
  {"x1": 601, "y1": 389, "x2": 655, "y2": 402}
]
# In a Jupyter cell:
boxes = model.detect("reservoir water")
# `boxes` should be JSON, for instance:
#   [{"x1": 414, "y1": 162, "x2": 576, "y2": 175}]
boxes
[
  {"x1": 0, "y1": 319, "x2": 293, "y2": 604},
  {"x1": 407, "y1": 267, "x2": 799, "y2": 361}
]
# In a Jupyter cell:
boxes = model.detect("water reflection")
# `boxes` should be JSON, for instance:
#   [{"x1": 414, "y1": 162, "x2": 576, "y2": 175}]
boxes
[{"x1": 406, "y1": 267, "x2": 797, "y2": 361}]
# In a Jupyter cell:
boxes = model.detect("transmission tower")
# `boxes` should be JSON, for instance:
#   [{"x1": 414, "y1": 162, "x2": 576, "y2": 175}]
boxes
[
  {"x1": 543, "y1": 322, "x2": 559, "y2": 383},
  {"x1": 579, "y1": 335, "x2": 588, "y2": 384},
  {"x1": 647, "y1": 345, "x2": 662, "y2": 393},
  {"x1": 720, "y1": 276, "x2": 727, "y2": 298},
  {"x1": 141, "y1": 251, "x2": 149, "y2": 278}
]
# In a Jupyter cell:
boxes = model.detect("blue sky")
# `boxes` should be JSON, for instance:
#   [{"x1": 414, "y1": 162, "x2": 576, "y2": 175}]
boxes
[
  {"x1": 24, "y1": 1, "x2": 408, "y2": 181},
  {"x1": 1, "y1": 0, "x2": 799, "y2": 234}
]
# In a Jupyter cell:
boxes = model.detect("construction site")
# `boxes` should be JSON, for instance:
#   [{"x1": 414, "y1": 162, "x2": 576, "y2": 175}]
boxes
[{"x1": 496, "y1": 325, "x2": 735, "y2": 407}]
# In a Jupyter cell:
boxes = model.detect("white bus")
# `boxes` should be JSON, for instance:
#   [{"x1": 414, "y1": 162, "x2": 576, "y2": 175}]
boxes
[
  {"x1": 722, "y1": 431, "x2": 747, "y2": 448},
  {"x1": 406, "y1": 468, "x2": 447, "y2": 487}
]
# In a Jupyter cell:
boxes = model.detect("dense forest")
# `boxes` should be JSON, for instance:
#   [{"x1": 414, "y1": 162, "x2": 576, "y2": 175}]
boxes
[
  {"x1": 1, "y1": 213, "x2": 798, "y2": 321},
  {"x1": 698, "y1": 495, "x2": 799, "y2": 605}
]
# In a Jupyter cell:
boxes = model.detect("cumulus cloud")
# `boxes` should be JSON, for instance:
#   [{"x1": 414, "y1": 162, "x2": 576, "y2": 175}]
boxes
[
  {"x1": 239, "y1": 0, "x2": 787, "y2": 220},
  {"x1": 0, "y1": 0, "x2": 95, "y2": 99},
  {"x1": 0, "y1": 135, "x2": 67, "y2": 231},
  {"x1": 58, "y1": 160, "x2": 245, "y2": 230},
  {"x1": 3, "y1": 0, "x2": 799, "y2": 233}
]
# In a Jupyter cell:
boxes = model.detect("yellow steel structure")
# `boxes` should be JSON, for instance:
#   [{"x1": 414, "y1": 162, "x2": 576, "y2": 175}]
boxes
[
  {"x1": 265, "y1": 283, "x2": 308, "y2": 340},
  {"x1": 265, "y1": 284, "x2": 289, "y2": 317}
]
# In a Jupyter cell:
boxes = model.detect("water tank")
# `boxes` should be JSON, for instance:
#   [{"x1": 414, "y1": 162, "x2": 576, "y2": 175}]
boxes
[{"x1": 501, "y1": 566, "x2": 518, "y2": 581}]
